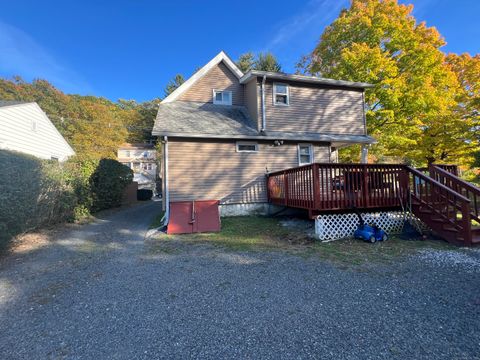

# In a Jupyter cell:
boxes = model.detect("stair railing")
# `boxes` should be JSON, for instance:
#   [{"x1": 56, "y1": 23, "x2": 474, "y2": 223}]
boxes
[
  {"x1": 405, "y1": 166, "x2": 472, "y2": 245},
  {"x1": 429, "y1": 165, "x2": 480, "y2": 225}
]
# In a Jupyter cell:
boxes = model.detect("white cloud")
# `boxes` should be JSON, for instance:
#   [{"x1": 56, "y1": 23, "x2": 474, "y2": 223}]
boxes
[
  {"x1": 266, "y1": 0, "x2": 346, "y2": 49},
  {"x1": 0, "y1": 21, "x2": 93, "y2": 94},
  {"x1": 262, "y1": 0, "x2": 349, "y2": 72}
]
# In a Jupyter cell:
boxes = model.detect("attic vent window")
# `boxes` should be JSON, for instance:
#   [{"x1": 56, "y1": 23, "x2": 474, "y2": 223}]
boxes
[
  {"x1": 213, "y1": 90, "x2": 232, "y2": 105},
  {"x1": 236, "y1": 141, "x2": 258, "y2": 153},
  {"x1": 32, "y1": 120, "x2": 38, "y2": 132},
  {"x1": 273, "y1": 83, "x2": 289, "y2": 106}
]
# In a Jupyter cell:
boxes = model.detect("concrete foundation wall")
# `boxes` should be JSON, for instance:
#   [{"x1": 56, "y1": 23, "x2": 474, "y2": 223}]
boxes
[{"x1": 219, "y1": 202, "x2": 302, "y2": 217}]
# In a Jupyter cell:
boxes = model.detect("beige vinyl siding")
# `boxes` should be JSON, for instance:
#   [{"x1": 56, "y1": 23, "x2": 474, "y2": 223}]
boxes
[
  {"x1": 168, "y1": 139, "x2": 329, "y2": 204},
  {"x1": 178, "y1": 61, "x2": 244, "y2": 105},
  {"x1": 0, "y1": 103, "x2": 75, "y2": 161},
  {"x1": 264, "y1": 82, "x2": 365, "y2": 135},
  {"x1": 244, "y1": 79, "x2": 260, "y2": 130}
]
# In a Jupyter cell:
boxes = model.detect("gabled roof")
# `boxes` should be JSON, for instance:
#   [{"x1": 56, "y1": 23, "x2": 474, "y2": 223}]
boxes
[
  {"x1": 153, "y1": 101, "x2": 258, "y2": 137},
  {"x1": 161, "y1": 51, "x2": 244, "y2": 103},
  {"x1": 0, "y1": 101, "x2": 75, "y2": 156},
  {"x1": 0, "y1": 100, "x2": 29, "y2": 108},
  {"x1": 240, "y1": 70, "x2": 374, "y2": 89}
]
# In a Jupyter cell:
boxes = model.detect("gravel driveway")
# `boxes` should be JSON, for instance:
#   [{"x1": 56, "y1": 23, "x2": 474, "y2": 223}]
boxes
[{"x1": 0, "y1": 201, "x2": 479, "y2": 359}]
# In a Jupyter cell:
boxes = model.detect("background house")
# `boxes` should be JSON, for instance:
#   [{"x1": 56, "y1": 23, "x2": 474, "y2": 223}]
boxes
[
  {"x1": 0, "y1": 101, "x2": 75, "y2": 161},
  {"x1": 117, "y1": 143, "x2": 158, "y2": 193}
]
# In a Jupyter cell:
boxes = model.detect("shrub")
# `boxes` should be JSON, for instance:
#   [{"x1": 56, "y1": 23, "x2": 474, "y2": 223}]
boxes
[
  {"x1": 64, "y1": 158, "x2": 98, "y2": 219},
  {"x1": 37, "y1": 160, "x2": 77, "y2": 224},
  {"x1": 90, "y1": 159, "x2": 133, "y2": 212},
  {"x1": 0, "y1": 151, "x2": 43, "y2": 247},
  {"x1": 0, "y1": 151, "x2": 133, "y2": 250}
]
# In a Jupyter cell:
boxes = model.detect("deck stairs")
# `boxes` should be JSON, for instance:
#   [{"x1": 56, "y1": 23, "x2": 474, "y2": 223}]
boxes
[{"x1": 407, "y1": 165, "x2": 480, "y2": 246}]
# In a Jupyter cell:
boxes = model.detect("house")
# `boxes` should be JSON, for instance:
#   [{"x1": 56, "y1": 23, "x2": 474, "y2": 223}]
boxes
[
  {"x1": 0, "y1": 101, "x2": 75, "y2": 161},
  {"x1": 152, "y1": 51, "x2": 375, "y2": 222},
  {"x1": 117, "y1": 143, "x2": 158, "y2": 192}
]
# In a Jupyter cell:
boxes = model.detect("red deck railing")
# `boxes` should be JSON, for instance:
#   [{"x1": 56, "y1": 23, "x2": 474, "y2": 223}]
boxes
[
  {"x1": 406, "y1": 166, "x2": 472, "y2": 245},
  {"x1": 267, "y1": 163, "x2": 477, "y2": 245},
  {"x1": 267, "y1": 163, "x2": 405, "y2": 212},
  {"x1": 429, "y1": 165, "x2": 480, "y2": 224}
]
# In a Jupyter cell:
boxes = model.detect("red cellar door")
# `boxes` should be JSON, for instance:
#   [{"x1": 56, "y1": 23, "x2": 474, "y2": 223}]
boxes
[{"x1": 167, "y1": 200, "x2": 220, "y2": 234}]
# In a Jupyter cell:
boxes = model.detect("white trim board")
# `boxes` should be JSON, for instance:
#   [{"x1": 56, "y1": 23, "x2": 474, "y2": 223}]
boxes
[{"x1": 161, "y1": 51, "x2": 244, "y2": 104}]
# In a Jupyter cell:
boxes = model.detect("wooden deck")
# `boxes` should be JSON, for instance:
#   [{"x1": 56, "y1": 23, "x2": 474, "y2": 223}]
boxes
[
  {"x1": 266, "y1": 163, "x2": 480, "y2": 246},
  {"x1": 267, "y1": 163, "x2": 405, "y2": 215}
]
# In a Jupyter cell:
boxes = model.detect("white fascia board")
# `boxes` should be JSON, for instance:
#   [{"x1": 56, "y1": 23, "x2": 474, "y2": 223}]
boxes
[
  {"x1": 161, "y1": 51, "x2": 244, "y2": 104},
  {"x1": 240, "y1": 71, "x2": 374, "y2": 89}
]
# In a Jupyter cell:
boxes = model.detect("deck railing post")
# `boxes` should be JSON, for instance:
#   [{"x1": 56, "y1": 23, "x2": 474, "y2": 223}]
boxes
[
  {"x1": 399, "y1": 167, "x2": 409, "y2": 204},
  {"x1": 284, "y1": 170, "x2": 289, "y2": 207},
  {"x1": 362, "y1": 164, "x2": 369, "y2": 207},
  {"x1": 313, "y1": 163, "x2": 321, "y2": 210}
]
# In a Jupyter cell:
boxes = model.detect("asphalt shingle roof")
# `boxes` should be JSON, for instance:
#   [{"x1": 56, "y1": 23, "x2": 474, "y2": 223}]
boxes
[
  {"x1": 152, "y1": 101, "x2": 258, "y2": 137},
  {"x1": 152, "y1": 100, "x2": 376, "y2": 144}
]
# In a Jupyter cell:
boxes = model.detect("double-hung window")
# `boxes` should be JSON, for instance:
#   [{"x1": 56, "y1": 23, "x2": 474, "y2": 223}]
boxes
[
  {"x1": 298, "y1": 144, "x2": 313, "y2": 165},
  {"x1": 273, "y1": 83, "x2": 289, "y2": 106},
  {"x1": 213, "y1": 90, "x2": 232, "y2": 105}
]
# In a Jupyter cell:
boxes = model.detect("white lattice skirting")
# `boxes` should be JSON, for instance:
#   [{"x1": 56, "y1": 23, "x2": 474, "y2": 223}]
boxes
[{"x1": 315, "y1": 211, "x2": 408, "y2": 241}]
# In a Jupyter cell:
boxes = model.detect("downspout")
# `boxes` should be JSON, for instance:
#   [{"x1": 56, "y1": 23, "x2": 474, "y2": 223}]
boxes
[
  {"x1": 161, "y1": 135, "x2": 170, "y2": 227},
  {"x1": 261, "y1": 75, "x2": 267, "y2": 132}
]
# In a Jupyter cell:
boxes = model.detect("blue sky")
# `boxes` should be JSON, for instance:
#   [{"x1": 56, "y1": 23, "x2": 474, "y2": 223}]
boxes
[{"x1": 0, "y1": 0, "x2": 479, "y2": 102}]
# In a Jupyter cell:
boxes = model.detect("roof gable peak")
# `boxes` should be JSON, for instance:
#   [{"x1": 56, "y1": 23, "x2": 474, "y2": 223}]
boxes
[{"x1": 161, "y1": 51, "x2": 244, "y2": 103}]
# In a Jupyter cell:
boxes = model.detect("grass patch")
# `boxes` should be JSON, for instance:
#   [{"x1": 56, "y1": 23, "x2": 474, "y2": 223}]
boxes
[
  {"x1": 153, "y1": 216, "x2": 458, "y2": 266},
  {"x1": 149, "y1": 211, "x2": 165, "y2": 229},
  {"x1": 180, "y1": 216, "x2": 310, "y2": 251}
]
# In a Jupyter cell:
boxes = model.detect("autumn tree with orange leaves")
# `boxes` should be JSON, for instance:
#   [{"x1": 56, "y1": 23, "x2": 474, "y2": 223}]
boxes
[{"x1": 298, "y1": 0, "x2": 479, "y2": 167}]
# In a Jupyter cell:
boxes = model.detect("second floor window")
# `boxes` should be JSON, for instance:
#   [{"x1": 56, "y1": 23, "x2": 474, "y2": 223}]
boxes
[
  {"x1": 213, "y1": 90, "x2": 232, "y2": 105},
  {"x1": 273, "y1": 83, "x2": 289, "y2": 106}
]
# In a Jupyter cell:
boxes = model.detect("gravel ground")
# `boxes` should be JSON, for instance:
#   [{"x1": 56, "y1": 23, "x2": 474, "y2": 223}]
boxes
[{"x1": 0, "y1": 201, "x2": 479, "y2": 359}]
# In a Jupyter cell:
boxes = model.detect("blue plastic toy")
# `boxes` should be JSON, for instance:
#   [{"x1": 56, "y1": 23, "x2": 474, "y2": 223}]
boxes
[{"x1": 353, "y1": 212, "x2": 388, "y2": 243}]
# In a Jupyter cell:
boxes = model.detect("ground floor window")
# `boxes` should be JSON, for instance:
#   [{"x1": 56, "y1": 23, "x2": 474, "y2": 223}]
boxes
[{"x1": 298, "y1": 144, "x2": 314, "y2": 165}]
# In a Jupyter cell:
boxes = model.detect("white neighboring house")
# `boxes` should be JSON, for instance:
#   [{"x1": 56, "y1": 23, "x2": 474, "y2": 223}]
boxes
[
  {"x1": 117, "y1": 143, "x2": 157, "y2": 192},
  {"x1": 0, "y1": 101, "x2": 75, "y2": 161}
]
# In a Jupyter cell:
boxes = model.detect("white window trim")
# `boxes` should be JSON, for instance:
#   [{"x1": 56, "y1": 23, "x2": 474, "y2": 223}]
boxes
[
  {"x1": 298, "y1": 143, "x2": 314, "y2": 165},
  {"x1": 236, "y1": 141, "x2": 259, "y2": 153},
  {"x1": 273, "y1": 82, "x2": 290, "y2": 106},
  {"x1": 213, "y1": 89, "x2": 232, "y2": 105}
]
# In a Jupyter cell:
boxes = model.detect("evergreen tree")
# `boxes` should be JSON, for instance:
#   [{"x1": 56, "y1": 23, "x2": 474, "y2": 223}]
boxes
[{"x1": 164, "y1": 74, "x2": 185, "y2": 97}]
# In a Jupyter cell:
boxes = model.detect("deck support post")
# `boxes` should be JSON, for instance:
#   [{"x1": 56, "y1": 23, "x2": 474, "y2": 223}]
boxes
[{"x1": 461, "y1": 201, "x2": 473, "y2": 246}]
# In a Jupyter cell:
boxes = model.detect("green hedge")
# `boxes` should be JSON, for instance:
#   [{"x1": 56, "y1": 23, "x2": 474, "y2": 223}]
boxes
[
  {"x1": 90, "y1": 159, "x2": 133, "y2": 212},
  {"x1": 0, "y1": 150, "x2": 133, "y2": 250}
]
